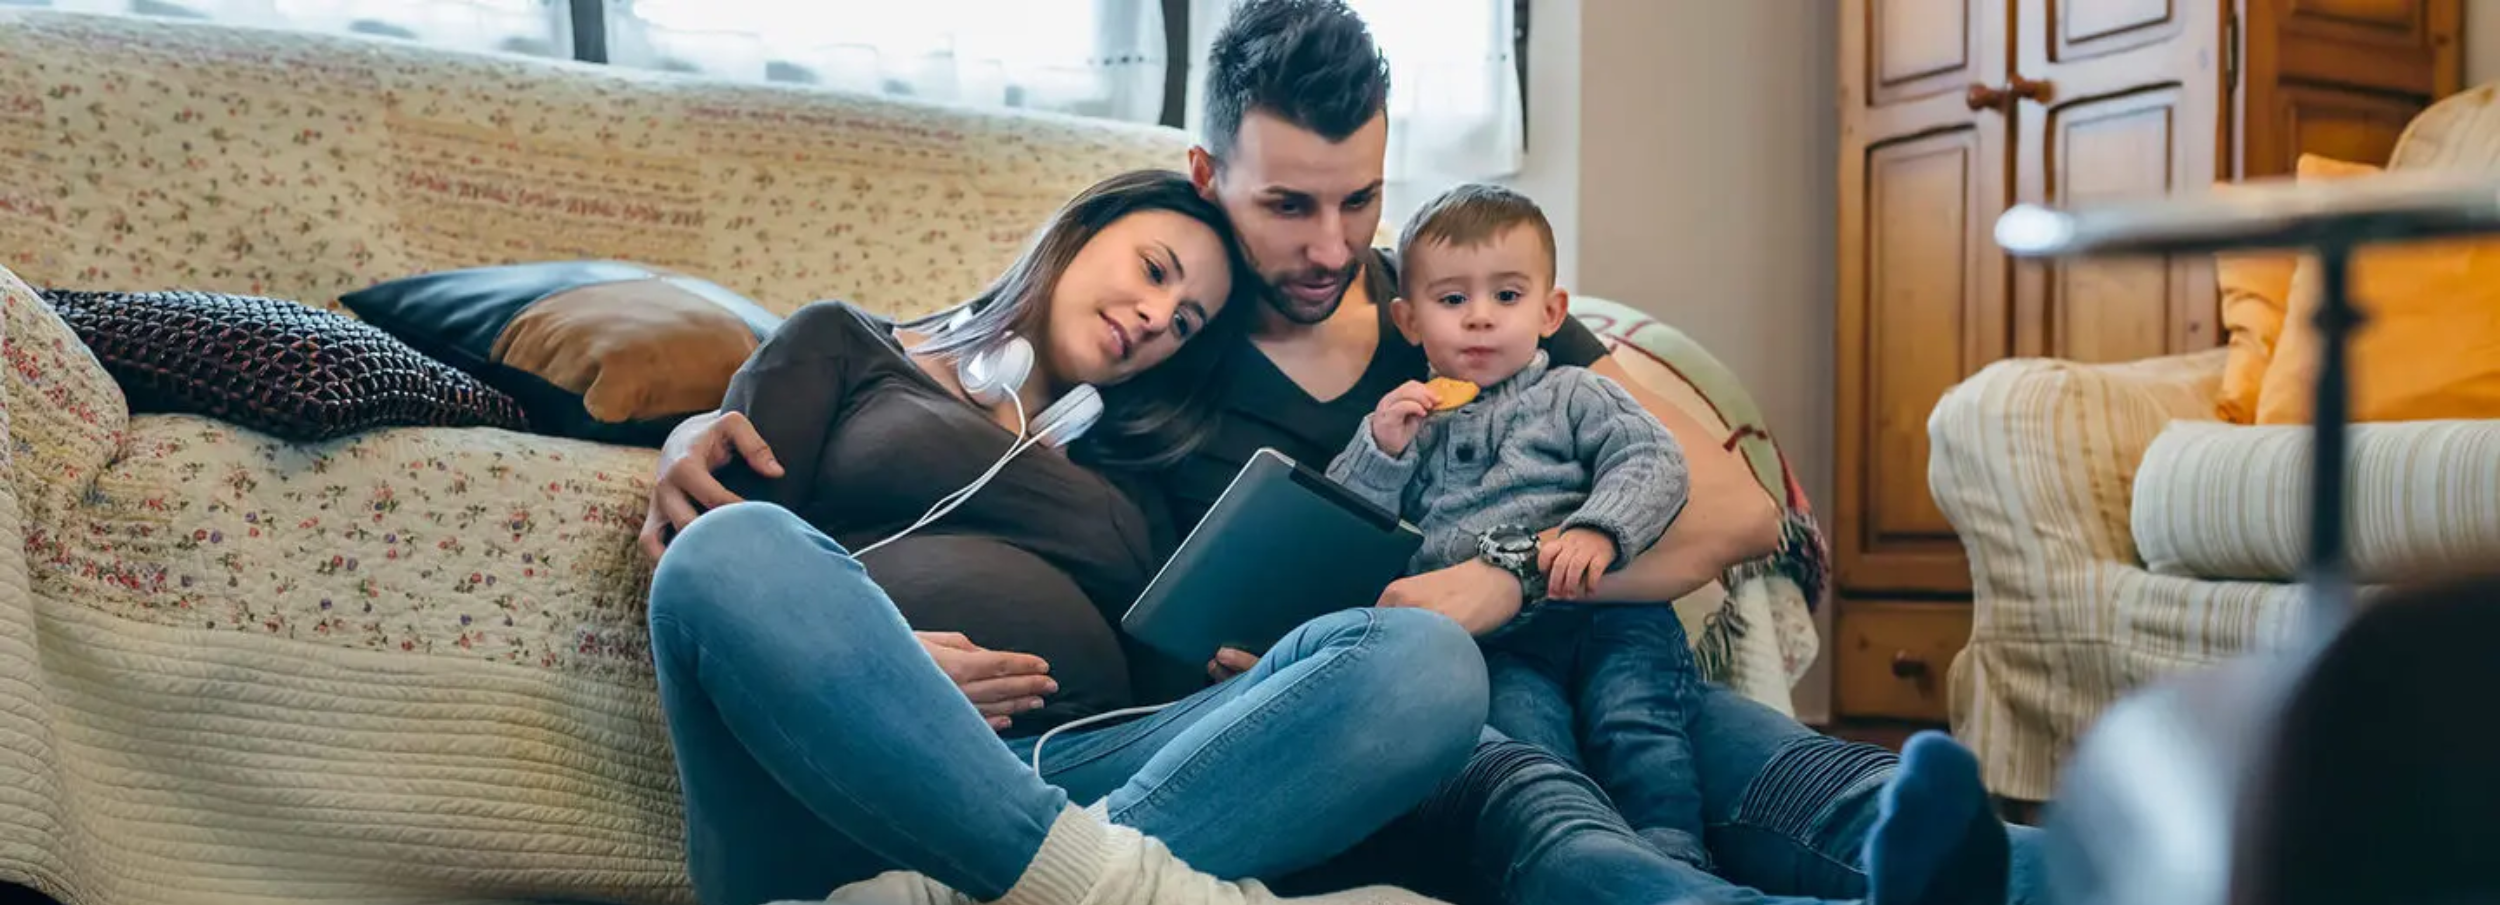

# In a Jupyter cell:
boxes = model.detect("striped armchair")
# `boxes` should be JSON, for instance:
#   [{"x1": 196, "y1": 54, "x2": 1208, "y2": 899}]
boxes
[{"x1": 1928, "y1": 84, "x2": 2500, "y2": 803}]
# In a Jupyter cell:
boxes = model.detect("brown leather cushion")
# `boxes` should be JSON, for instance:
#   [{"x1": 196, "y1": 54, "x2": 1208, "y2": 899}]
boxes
[
  {"x1": 491, "y1": 278, "x2": 760, "y2": 425},
  {"x1": 39, "y1": 288, "x2": 527, "y2": 441},
  {"x1": 339, "y1": 261, "x2": 782, "y2": 447}
]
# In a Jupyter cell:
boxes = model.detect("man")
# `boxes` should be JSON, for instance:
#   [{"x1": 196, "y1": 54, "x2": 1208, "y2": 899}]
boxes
[{"x1": 641, "y1": 3, "x2": 2037, "y2": 904}]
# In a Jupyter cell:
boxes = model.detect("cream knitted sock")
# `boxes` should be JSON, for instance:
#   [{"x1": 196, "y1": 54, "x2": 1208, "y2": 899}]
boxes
[
  {"x1": 997, "y1": 804, "x2": 1451, "y2": 905},
  {"x1": 822, "y1": 804, "x2": 1449, "y2": 905}
]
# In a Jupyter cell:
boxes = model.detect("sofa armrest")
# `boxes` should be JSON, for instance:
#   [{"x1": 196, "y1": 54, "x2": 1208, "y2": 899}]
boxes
[
  {"x1": 1, "y1": 265, "x2": 128, "y2": 530},
  {"x1": 1927, "y1": 349, "x2": 2227, "y2": 619}
]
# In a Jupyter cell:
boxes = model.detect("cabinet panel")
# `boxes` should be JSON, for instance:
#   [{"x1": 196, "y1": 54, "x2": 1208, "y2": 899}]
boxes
[
  {"x1": 1836, "y1": 600, "x2": 1972, "y2": 723},
  {"x1": 2042, "y1": 89, "x2": 2207, "y2": 361},
  {"x1": 1838, "y1": 0, "x2": 2008, "y2": 596},
  {"x1": 2057, "y1": 0, "x2": 2184, "y2": 60},
  {"x1": 2270, "y1": 82, "x2": 2424, "y2": 173},
  {"x1": 2014, "y1": 0, "x2": 2219, "y2": 359},
  {"x1": 2243, "y1": 0, "x2": 2460, "y2": 167},
  {"x1": 1872, "y1": 0, "x2": 1988, "y2": 105},
  {"x1": 1866, "y1": 137, "x2": 1984, "y2": 544}
]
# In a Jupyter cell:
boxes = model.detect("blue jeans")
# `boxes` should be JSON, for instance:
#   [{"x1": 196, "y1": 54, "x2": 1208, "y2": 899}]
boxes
[
  {"x1": 1483, "y1": 604, "x2": 1709, "y2": 868},
  {"x1": 1285, "y1": 682, "x2": 2048, "y2": 905},
  {"x1": 649, "y1": 502, "x2": 1488, "y2": 905}
]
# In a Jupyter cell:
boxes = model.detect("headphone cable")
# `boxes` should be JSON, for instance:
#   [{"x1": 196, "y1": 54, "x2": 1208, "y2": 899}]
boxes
[{"x1": 855, "y1": 393, "x2": 1040, "y2": 557}]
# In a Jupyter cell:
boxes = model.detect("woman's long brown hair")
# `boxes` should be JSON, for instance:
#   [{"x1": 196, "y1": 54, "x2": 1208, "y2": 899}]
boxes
[{"x1": 901, "y1": 169, "x2": 1257, "y2": 470}]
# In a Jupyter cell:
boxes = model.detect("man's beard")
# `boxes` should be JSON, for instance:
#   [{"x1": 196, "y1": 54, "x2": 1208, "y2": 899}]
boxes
[{"x1": 1263, "y1": 261, "x2": 1364, "y2": 326}]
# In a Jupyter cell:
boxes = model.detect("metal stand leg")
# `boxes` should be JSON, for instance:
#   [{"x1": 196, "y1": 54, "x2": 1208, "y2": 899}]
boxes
[{"x1": 2303, "y1": 242, "x2": 2363, "y2": 637}]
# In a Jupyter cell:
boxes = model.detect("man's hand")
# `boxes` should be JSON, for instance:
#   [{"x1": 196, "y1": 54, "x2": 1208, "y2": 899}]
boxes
[
  {"x1": 1368, "y1": 381, "x2": 1439, "y2": 457},
  {"x1": 639, "y1": 410, "x2": 784, "y2": 560},
  {"x1": 917, "y1": 631, "x2": 1055, "y2": 731},
  {"x1": 1378, "y1": 559, "x2": 1524, "y2": 635},
  {"x1": 1207, "y1": 647, "x2": 1259, "y2": 683},
  {"x1": 1539, "y1": 527, "x2": 1616, "y2": 600}
]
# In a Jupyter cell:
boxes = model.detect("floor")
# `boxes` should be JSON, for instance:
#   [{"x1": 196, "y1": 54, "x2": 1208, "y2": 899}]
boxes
[{"x1": 0, "y1": 721, "x2": 2043, "y2": 903}]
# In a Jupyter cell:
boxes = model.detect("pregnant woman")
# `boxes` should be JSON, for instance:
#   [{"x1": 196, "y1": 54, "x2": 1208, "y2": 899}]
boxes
[{"x1": 647, "y1": 169, "x2": 1487, "y2": 905}]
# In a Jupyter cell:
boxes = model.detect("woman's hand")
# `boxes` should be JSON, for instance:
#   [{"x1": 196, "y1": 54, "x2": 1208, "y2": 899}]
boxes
[
  {"x1": 917, "y1": 632, "x2": 1056, "y2": 731},
  {"x1": 1369, "y1": 381, "x2": 1440, "y2": 457},
  {"x1": 1377, "y1": 560, "x2": 1523, "y2": 635},
  {"x1": 1207, "y1": 647, "x2": 1260, "y2": 682},
  {"x1": 639, "y1": 410, "x2": 785, "y2": 560},
  {"x1": 1539, "y1": 528, "x2": 1617, "y2": 600}
]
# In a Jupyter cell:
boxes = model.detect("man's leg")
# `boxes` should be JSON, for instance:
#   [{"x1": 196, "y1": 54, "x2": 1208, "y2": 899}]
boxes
[
  {"x1": 1005, "y1": 605, "x2": 1489, "y2": 881},
  {"x1": 1571, "y1": 604, "x2": 1712, "y2": 869},
  {"x1": 1395, "y1": 731, "x2": 1845, "y2": 905},
  {"x1": 1691, "y1": 685, "x2": 2045, "y2": 905},
  {"x1": 649, "y1": 502, "x2": 1068, "y2": 905}
]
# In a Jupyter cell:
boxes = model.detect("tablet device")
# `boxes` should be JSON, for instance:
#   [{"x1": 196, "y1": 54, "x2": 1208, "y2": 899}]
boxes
[{"x1": 1120, "y1": 447, "x2": 1423, "y2": 665}]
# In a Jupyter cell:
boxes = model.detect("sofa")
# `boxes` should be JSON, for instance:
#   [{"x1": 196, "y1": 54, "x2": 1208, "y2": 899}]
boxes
[
  {"x1": 1930, "y1": 83, "x2": 2500, "y2": 803},
  {"x1": 0, "y1": 11, "x2": 1825, "y2": 905}
]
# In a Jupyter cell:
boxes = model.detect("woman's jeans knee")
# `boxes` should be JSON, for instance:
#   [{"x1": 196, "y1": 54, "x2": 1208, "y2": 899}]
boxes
[
  {"x1": 1014, "y1": 606, "x2": 1489, "y2": 879},
  {"x1": 650, "y1": 502, "x2": 1069, "y2": 905}
]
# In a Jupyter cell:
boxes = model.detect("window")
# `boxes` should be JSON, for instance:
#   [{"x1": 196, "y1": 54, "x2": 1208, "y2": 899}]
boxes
[
  {"x1": 9, "y1": 0, "x2": 576, "y2": 59},
  {"x1": 601, "y1": 0, "x2": 1168, "y2": 122},
  {"x1": 21, "y1": 0, "x2": 1524, "y2": 144}
]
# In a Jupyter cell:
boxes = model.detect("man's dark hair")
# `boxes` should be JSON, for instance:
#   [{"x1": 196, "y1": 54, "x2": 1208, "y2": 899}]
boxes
[{"x1": 1200, "y1": 0, "x2": 1391, "y2": 161}]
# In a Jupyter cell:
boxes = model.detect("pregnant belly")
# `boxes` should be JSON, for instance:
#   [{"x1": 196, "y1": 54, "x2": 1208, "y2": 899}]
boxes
[{"x1": 859, "y1": 534, "x2": 1134, "y2": 733}]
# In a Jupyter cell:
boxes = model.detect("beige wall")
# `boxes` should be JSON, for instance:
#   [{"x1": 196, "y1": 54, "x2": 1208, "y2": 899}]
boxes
[{"x1": 1387, "y1": 0, "x2": 1840, "y2": 721}]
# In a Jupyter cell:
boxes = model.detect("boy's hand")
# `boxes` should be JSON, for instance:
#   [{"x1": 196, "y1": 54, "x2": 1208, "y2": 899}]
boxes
[
  {"x1": 1539, "y1": 528, "x2": 1617, "y2": 600},
  {"x1": 1369, "y1": 381, "x2": 1441, "y2": 457}
]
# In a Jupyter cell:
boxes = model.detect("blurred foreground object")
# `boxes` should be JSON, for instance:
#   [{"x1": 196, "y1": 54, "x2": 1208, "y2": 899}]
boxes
[{"x1": 1996, "y1": 172, "x2": 2500, "y2": 905}]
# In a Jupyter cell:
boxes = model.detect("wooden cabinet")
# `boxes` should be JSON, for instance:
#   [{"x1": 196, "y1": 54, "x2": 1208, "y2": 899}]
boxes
[{"x1": 1831, "y1": 0, "x2": 2458, "y2": 719}]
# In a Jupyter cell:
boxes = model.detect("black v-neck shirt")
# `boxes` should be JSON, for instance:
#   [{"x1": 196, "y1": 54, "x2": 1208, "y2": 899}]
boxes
[{"x1": 1147, "y1": 249, "x2": 1613, "y2": 536}]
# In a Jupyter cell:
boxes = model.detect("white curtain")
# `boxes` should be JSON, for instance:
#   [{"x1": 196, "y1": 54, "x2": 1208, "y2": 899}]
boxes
[
  {"x1": 19, "y1": 0, "x2": 576, "y2": 58},
  {"x1": 1186, "y1": 0, "x2": 1522, "y2": 184},
  {"x1": 602, "y1": 0, "x2": 1168, "y2": 123}
]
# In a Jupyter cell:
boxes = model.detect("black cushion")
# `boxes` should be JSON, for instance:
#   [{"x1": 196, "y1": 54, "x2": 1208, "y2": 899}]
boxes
[
  {"x1": 39, "y1": 289, "x2": 528, "y2": 441},
  {"x1": 339, "y1": 261, "x2": 781, "y2": 447}
]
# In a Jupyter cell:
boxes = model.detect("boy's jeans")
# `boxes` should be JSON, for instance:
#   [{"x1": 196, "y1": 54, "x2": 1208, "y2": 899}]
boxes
[{"x1": 1481, "y1": 602, "x2": 1712, "y2": 868}]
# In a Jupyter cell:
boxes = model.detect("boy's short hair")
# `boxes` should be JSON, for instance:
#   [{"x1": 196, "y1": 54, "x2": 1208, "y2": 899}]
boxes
[
  {"x1": 1396, "y1": 183, "x2": 1560, "y2": 291},
  {"x1": 1201, "y1": 0, "x2": 1391, "y2": 162}
]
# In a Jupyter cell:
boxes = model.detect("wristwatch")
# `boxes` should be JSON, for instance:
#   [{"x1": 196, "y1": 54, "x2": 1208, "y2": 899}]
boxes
[{"x1": 1477, "y1": 525, "x2": 1547, "y2": 603}]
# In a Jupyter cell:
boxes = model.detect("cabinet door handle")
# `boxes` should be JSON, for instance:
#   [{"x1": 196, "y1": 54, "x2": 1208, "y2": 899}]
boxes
[
  {"x1": 2008, "y1": 74, "x2": 2053, "y2": 104},
  {"x1": 1891, "y1": 651, "x2": 1930, "y2": 679},
  {"x1": 1967, "y1": 76, "x2": 2053, "y2": 114},
  {"x1": 1964, "y1": 82, "x2": 2010, "y2": 113}
]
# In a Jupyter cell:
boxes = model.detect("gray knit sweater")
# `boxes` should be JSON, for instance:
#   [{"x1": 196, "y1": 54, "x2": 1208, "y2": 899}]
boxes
[{"x1": 1325, "y1": 352, "x2": 1689, "y2": 580}]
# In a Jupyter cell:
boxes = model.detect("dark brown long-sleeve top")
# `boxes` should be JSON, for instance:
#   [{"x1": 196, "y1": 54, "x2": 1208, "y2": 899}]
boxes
[{"x1": 713, "y1": 301, "x2": 1159, "y2": 733}]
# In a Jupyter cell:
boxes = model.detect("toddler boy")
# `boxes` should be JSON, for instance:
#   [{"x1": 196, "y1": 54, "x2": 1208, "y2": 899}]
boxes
[{"x1": 1324, "y1": 183, "x2": 1710, "y2": 868}]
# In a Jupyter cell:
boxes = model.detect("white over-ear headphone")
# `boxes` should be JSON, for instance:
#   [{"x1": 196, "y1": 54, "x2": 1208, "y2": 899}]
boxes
[
  {"x1": 854, "y1": 323, "x2": 1102, "y2": 557},
  {"x1": 955, "y1": 335, "x2": 1102, "y2": 449}
]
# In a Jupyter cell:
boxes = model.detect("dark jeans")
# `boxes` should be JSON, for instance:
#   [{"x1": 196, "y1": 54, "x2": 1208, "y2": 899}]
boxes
[
  {"x1": 1482, "y1": 604, "x2": 1710, "y2": 868},
  {"x1": 1285, "y1": 681, "x2": 2049, "y2": 905}
]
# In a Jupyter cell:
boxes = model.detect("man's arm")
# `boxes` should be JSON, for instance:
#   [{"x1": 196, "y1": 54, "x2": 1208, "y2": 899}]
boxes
[{"x1": 1575, "y1": 352, "x2": 1782, "y2": 602}]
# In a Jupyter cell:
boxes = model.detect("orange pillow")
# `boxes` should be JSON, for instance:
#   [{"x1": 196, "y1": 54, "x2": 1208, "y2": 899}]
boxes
[
  {"x1": 2255, "y1": 155, "x2": 2500, "y2": 424},
  {"x1": 2210, "y1": 155, "x2": 2380, "y2": 423}
]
